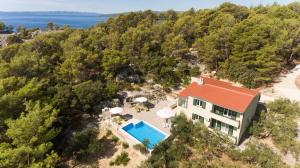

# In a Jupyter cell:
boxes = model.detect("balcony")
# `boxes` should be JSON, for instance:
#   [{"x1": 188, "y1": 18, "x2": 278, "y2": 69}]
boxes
[
  {"x1": 208, "y1": 126, "x2": 237, "y2": 144},
  {"x1": 210, "y1": 112, "x2": 240, "y2": 128}
]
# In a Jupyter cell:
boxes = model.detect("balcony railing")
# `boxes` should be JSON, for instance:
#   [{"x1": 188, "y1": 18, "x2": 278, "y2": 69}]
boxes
[
  {"x1": 211, "y1": 110, "x2": 237, "y2": 121},
  {"x1": 209, "y1": 113, "x2": 240, "y2": 128},
  {"x1": 209, "y1": 127, "x2": 233, "y2": 137}
]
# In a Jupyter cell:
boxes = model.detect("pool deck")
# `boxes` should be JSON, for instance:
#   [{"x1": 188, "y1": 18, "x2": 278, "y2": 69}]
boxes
[
  {"x1": 120, "y1": 119, "x2": 169, "y2": 149},
  {"x1": 122, "y1": 98, "x2": 176, "y2": 135}
]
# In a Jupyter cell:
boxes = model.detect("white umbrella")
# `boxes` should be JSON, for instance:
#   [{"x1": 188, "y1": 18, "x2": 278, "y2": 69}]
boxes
[
  {"x1": 135, "y1": 97, "x2": 148, "y2": 103},
  {"x1": 109, "y1": 107, "x2": 123, "y2": 114},
  {"x1": 156, "y1": 107, "x2": 175, "y2": 128},
  {"x1": 102, "y1": 107, "x2": 109, "y2": 112},
  {"x1": 156, "y1": 107, "x2": 175, "y2": 119}
]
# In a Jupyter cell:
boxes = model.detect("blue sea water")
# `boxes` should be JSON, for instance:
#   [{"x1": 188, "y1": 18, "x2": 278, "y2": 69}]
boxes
[
  {"x1": 0, "y1": 12, "x2": 112, "y2": 30},
  {"x1": 122, "y1": 121, "x2": 166, "y2": 149}
]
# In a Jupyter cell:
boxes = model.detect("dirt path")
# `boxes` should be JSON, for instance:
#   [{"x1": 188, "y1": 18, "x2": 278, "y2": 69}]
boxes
[
  {"x1": 273, "y1": 65, "x2": 300, "y2": 102},
  {"x1": 260, "y1": 64, "x2": 300, "y2": 103}
]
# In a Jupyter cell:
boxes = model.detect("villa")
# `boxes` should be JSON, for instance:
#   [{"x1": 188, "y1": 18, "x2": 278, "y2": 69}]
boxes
[{"x1": 177, "y1": 76, "x2": 260, "y2": 144}]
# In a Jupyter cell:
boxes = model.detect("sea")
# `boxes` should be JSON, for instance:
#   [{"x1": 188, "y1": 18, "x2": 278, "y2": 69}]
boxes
[{"x1": 0, "y1": 12, "x2": 113, "y2": 30}]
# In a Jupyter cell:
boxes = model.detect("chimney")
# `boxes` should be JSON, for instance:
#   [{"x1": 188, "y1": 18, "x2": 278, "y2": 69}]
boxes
[
  {"x1": 198, "y1": 77, "x2": 204, "y2": 85},
  {"x1": 191, "y1": 77, "x2": 204, "y2": 85}
]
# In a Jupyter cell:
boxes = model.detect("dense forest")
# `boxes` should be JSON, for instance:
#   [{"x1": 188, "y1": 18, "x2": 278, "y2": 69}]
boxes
[{"x1": 0, "y1": 2, "x2": 300, "y2": 167}]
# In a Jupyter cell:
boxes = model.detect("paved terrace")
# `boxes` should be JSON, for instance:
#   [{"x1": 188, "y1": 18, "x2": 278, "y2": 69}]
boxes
[{"x1": 122, "y1": 97, "x2": 177, "y2": 135}]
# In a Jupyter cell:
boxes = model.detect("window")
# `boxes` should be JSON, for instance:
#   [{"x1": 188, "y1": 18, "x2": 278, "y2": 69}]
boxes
[
  {"x1": 230, "y1": 111, "x2": 237, "y2": 119},
  {"x1": 213, "y1": 105, "x2": 237, "y2": 120},
  {"x1": 228, "y1": 126, "x2": 234, "y2": 136},
  {"x1": 192, "y1": 113, "x2": 204, "y2": 123},
  {"x1": 192, "y1": 113, "x2": 198, "y2": 120},
  {"x1": 224, "y1": 109, "x2": 228, "y2": 115},
  {"x1": 221, "y1": 123, "x2": 228, "y2": 133},
  {"x1": 216, "y1": 121, "x2": 221, "y2": 130},
  {"x1": 211, "y1": 119, "x2": 235, "y2": 136},
  {"x1": 202, "y1": 102, "x2": 206, "y2": 109},
  {"x1": 193, "y1": 99, "x2": 199, "y2": 106},
  {"x1": 178, "y1": 97, "x2": 187, "y2": 108},
  {"x1": 193, "y1": 98, "x2": 206, "y2": 109},
  {"x1": 213, "y1": 105, "x2": 225, "y2": 115}
]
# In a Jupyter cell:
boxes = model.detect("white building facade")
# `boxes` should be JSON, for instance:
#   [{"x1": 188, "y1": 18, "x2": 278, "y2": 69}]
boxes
[{"x1": 177, "y1": 77, "x2": 260, "y2": 144}]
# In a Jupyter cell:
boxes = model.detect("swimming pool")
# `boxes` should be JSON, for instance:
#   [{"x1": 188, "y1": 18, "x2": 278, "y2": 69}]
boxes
[{"x1": 122, "y1": 121, "x2": 166, "y2": 149}]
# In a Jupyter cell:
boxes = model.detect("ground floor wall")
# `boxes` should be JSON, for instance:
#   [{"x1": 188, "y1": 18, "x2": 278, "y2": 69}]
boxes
[{"x1": 177, "y1": 106, "x2": 241, "y2": 144}]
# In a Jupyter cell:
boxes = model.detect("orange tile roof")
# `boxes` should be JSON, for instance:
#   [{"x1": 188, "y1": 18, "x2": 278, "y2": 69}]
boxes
[{"x1": 179, "y1": 76, "x2": 260, "y2": 113}]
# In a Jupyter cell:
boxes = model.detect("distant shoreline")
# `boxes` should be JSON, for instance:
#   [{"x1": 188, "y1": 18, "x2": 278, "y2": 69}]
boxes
[
  {"x1": 0, "y1": 11, "x2": 120, "y2": 16},
  {"x1": 0, "y1": 11, "x2": 115, "y2": 30}
]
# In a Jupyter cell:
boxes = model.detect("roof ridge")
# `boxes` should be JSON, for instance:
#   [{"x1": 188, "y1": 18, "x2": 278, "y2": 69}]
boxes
[{"x1": 204, "y1": 83, "x2": 254, "y2": 97}]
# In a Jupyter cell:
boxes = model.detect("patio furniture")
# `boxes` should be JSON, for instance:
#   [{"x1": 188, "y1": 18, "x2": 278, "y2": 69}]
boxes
[
  {"x1": 108, "y1": 107, "x2": 124, "y2": 123},
  {"x1": 170, "y1": 103, "x2": 177, "y2": 109},
  {"x1": 156, "y1": 107, "x2": 175, "y2": 128},
  {"x1": 102, "y1": 107, "x2": 109, "y2": 112},
  {"x1": 109, "y1": 107, "x2": 123, "y2": 115},
  {"x1": 134, "y1": 97, "x2": 148, "y2": 103}
]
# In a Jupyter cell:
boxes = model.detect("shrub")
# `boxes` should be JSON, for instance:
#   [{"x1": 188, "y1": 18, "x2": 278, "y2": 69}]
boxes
[
  {"x1": 142, "y1": 139, "x2": 150, "y2": 148},
  {"x1": 249, "y1": 98, "x2": 300, "y2": 158},
  {"x1": 133, "y1": 144, "x2": 148, "y2": 154},
  {"x1": 111, "y1": 135, "x2": 119, "y2": 143},
  {"x1": 122, "y1": 142, "x2": 129, "y2": 149},
  {"x1": 240, "y1": 141, "x2": 287, "y2": 168},
  {"x1": 111, "y1": 152, "x2": 130, "y2": 166},
  {"x1": 133, "y1": 144, "x2": 140, "y2": 149},
  {"x1": 163, "y1": 87, "x2": 171, "y2": 93},
  {"x1": 106, "y1": 129, "x2": 112, "y2": 137},
  {"x1": 109, "y1": 161, "x2": 114, "y2": 166}
]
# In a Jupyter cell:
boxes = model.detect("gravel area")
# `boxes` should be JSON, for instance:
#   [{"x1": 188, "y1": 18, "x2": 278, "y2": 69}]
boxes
[
  {"x1": 272, "y1": 64, "x2": 300, "y2": 102},
  {"x1": 260, "y1": 64, "x2": 300, "y2": 103}
]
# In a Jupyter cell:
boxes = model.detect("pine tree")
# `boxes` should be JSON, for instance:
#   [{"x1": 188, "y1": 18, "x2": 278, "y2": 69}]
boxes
[{"x1": 0, "y1": 101, "x2": 60, "y2": 167}]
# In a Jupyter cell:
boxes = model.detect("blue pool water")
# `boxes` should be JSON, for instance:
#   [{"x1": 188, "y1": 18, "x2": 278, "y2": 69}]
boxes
[{"x1": 122, "y1": 121, "x2": 166, "y2": 149}]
